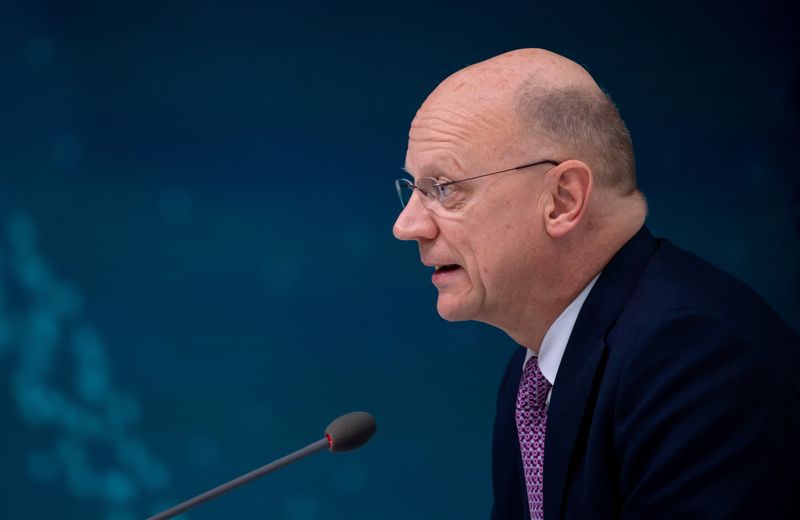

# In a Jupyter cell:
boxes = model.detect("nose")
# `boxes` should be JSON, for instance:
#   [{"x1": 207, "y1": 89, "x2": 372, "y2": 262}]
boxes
[{"x1": 393, "y1": 193, "x2": 438, "y2": 242}]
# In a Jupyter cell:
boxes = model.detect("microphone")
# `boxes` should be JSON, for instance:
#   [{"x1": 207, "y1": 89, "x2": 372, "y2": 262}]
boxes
[{"x1": 147, "y1": 411, "x2": 376, "y2": 520}]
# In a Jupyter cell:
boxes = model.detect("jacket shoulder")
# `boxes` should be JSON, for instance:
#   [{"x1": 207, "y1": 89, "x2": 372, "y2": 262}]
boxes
[{"x1": 608, "y1": 238, "x2": 800, "y2": 389}]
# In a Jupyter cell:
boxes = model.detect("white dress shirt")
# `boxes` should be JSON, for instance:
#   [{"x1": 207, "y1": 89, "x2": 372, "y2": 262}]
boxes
[{"x1": 524, "y1": 273, "x2": 601, "y2": 406}]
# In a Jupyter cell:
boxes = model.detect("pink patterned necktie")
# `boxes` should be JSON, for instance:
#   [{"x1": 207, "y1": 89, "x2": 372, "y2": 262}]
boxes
[{"x1": 515, "y1": 357, "x2": 552, "y2": 520}]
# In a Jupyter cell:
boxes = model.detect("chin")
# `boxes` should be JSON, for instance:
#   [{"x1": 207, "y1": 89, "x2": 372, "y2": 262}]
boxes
[{"x1": 436, "y1": 294, "x2": 479, "y2": 322}]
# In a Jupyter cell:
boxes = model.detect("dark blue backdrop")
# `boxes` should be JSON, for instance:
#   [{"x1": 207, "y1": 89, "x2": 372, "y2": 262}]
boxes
[{"x1": 1, "y1": 1, "x2": 798, "y2": 519}]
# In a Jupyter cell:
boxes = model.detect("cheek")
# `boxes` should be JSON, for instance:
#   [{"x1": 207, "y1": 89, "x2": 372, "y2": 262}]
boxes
[
  {"x1": 473, "y1": 228, "x2": 515, "y2": 277},
  {"x1": 459, "y1": 200, "x2": 538, "y2": 280},
  {"x1": 478, "y1": 221, "x2": 539, "y2": 279}
]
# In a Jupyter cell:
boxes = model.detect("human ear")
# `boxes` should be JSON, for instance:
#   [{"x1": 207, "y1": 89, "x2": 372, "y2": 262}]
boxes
[{"x1": 543, "y1": 160, "x2": 592, "y2": 238}]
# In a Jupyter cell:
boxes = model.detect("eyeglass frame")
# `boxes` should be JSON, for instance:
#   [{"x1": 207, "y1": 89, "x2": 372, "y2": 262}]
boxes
[{"x1": 395, "y1": 159, "x2": 560, "y2": 209}]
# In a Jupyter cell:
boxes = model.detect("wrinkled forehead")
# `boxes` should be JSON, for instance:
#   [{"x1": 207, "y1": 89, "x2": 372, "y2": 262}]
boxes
[{"x1": 404, "y1": 93, "x2": 523, "y2": 180}]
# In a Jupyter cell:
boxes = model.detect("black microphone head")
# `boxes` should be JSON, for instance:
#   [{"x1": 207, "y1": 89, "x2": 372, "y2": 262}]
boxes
[{"x1": 324, "y1": 411, "x2": 376, "y2": 452}]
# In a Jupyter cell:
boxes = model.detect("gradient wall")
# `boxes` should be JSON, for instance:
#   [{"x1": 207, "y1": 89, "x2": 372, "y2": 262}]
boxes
[{"x1": 1, "y1": 1, "x2": 798, "y2": 519}]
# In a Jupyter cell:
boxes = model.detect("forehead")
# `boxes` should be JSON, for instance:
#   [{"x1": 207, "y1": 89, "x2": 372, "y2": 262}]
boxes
[
  {"x1": 404, "y1": 102, "x2": 520, "y2": 180},
  {"x1": 402, "y1": 147, "x2": 464, "y2": 180}
]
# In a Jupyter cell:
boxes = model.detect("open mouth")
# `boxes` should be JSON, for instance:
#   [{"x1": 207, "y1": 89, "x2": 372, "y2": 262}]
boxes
[
  {"x1": 433, "y1": 264, "x2": 461, "y2": 276},
  {"x1": 434, "y1": 264, "x2": 461, "y2": 273}
]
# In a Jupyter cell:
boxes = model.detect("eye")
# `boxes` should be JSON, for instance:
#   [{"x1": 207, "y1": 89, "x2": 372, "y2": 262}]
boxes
[
  {"x1": 438, "y1": 183, "x2": 457, "y2": 199},
  {"x1": 435, "y1": 182, "x2": 466, "y2": 210}
]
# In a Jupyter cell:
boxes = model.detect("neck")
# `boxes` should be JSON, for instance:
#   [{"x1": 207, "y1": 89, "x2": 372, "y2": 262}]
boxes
[
  {"x1": 501, "y1": 195, "x2": 647, "y2": 352},
  {"x1": 502, "y1": 268, "x2": 598, "y2": 352}
]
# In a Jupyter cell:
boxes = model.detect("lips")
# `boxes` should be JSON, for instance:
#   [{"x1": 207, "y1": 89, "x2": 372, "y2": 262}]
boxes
[{"x1": 431, "y1": 264, "x2": 464, "y2": 286}]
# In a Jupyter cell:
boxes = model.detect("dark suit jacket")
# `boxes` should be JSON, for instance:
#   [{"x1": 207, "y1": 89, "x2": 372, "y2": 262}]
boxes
[{"x1": 491, "y1": 226, "x2": 800, "y2": 519}]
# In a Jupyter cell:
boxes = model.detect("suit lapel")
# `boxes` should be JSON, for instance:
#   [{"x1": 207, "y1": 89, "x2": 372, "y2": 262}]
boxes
[
  {"x1": 542, "y1": 316, "x2": 607, "y2": 519},
  {"x1": 542, "y1": 226, "x2": 658, "y2": 519}
]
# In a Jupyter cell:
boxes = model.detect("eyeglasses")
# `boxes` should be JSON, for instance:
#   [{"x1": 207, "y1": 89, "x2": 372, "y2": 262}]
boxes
[{"x1": 395, "y1": 159, "x2": 559, "y2": 212}]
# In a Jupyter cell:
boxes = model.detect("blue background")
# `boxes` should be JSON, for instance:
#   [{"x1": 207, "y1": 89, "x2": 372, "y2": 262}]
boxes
[{"x1": 1, "y1": 1, "x2": 798, "y2": 519}]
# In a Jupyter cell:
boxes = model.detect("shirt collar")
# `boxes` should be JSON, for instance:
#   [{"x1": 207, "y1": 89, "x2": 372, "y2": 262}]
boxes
[{"x1": 524, "y1": 273, "x2": 601, "y2": 386}]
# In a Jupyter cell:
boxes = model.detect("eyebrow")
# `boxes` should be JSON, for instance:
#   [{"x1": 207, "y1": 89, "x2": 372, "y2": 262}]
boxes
[{"x1": 401, "y1": 160, "x2": 461, "y2": 180}]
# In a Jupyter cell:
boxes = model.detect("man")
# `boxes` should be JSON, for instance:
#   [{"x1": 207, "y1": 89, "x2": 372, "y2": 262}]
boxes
[{"x1": 392, "y1": 49, "x2": 800, "y2": 519}]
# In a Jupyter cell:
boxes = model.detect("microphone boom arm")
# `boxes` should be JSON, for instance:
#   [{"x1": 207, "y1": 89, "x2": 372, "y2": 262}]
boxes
[{"x1": 146, "y1": 437, "x2": 330, "y2": 520}]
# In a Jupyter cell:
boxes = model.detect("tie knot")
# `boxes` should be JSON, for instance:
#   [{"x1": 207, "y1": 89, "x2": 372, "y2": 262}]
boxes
[{"x1": 520, "y1": 358, "x2": 551, "y2": 409}]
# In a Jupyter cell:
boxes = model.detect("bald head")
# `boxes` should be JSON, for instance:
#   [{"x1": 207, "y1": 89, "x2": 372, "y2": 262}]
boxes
[
  {"x1": 415, "y1": 48, "x2": 638, "y2": 196},
  {"x1": 422, "y1": 49, "x2": 597, "y2": 108}
]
